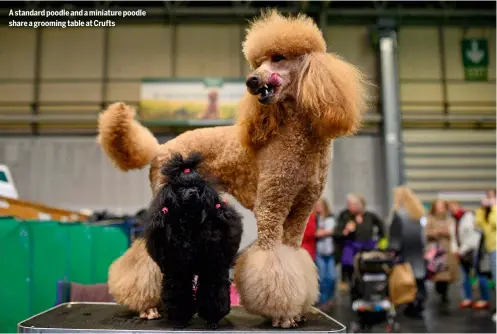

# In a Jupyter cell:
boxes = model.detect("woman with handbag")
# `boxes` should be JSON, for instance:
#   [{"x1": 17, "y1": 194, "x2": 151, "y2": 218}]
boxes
[
  {"x1": 425, "y1": 200, "x2": 459, "y2": 305},
  {"x1": 475, "y1": 189, "x2": 496, "y2": 322},
  {"x1": 447, "y1": 201, "x2": 490, "y2": 309},
  {"x1": 388, "y1": 186, "x2": 426, "y2": 317}
]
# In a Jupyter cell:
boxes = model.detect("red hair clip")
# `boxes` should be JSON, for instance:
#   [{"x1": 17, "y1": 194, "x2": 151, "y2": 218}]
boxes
[
  {"x1": 184, "y1": 168, "x2": 191, "y2": 173},
  {"x1": 162, "y1": 207, "x2": 169, "y2": 215}
]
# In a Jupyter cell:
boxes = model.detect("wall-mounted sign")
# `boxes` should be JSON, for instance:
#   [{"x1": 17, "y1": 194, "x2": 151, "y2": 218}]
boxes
[
  {"x1": 140, "y1": 78, "x2": 246, "y2": 124},
  {"x1": 461, "y1": 38, "x2": 489, "y2": 82}
]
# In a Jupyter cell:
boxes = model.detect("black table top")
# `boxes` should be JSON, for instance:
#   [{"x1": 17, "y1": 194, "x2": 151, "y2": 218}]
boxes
[{"x1": 19, "y1": 303, "x2": 346, "y2": 333}]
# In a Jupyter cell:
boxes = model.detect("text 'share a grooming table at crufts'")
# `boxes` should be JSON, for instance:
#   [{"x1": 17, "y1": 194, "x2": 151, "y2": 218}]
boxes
[{"x1": 18, "y1": 303, "x2": 346, "y2": 333}]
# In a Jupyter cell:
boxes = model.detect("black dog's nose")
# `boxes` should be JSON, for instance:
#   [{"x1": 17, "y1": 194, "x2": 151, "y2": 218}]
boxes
[
  {"x1": 246, "y1": 76, "x2": 260, "y2": 90},
  {"x1": 183, "y1": 188, "x2": 199, "y2": 201}
]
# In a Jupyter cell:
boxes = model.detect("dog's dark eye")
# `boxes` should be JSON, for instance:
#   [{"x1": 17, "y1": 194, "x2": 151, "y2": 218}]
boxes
[{"x1": 272, "y1": 54, "x2": 286, "y2": 63}]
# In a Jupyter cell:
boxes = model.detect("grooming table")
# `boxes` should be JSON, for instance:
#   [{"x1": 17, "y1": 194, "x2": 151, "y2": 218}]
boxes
[{"x1": 18, "y1": 302, "x2": 346, "y2": 333}]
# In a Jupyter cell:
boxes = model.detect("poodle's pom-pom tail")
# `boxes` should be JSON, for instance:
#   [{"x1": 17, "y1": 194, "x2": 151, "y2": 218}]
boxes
[{"x1": 97, "y1": 102, "x2": 160, "y2": 171}]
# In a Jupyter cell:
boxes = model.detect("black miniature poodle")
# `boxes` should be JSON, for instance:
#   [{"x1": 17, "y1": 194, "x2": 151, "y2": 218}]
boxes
[{"x1": 145, "y1": 152, "x2": 243, "y2": 329}]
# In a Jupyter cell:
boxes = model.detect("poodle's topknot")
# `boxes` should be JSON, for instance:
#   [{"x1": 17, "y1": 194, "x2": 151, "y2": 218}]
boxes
[
  {"x1": 242, "y1": 9, "x2": 327, "y2": 69},
  {"x1": 161, "y1": 151, "x2": 203, "y2": 179}
]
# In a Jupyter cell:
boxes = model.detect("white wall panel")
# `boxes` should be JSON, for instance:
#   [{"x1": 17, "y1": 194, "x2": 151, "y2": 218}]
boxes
[
  {"x1": 447, "y1": 82, "x2": 496, "y2": 103},
  {"x1": 40, "y1": 28, "x2": 104, "y2": 79},
  {"x1": 0, "y1": 28, "x2": 35, "y2": 108},
  {"x1": 0, "y1": 28, "x2": 36, "y2": 79},
  {"x1": 39, "y1": 28, "x2": 104, "y2": 106},
  {"x1": 106, "y1": 82, "x2": 140, "y2": 102},
  {"x1": 398, "y1": 27, "x2": 443, "y2": 113},
  {"x1": 400, "y1": 83, "x2": 444, "y2": 113},
  {"x1": 240, "y1": 24, "x2": 252, "y2": 77},
  {"x1": 332, "y1": 136, "x2": 387, "y2": 217},
  {"x1": 39, "y1": 83, "x2": 102, "y2": 102},
  {"x1": 325, "y1": 26, "x2": 376, "y2": 79},
  {"x1": 399, "y1": 27, "x2": 441, "y2": 80},
  {"x1": 404, "y1": 129, "x2": 496, "y2": 142},
  {"x1": 0, "y1": 83, "x2": 33, "y2": 103},
  {"x1": 175, "y1": 25, "x2": 243, "y2": 77},
  {"x1": 404, "y1": 129, "x2": 496, "y2": 210},
  {"x1": 325, "y1": 26, "x2": 378, "y2": 102},
  {"x1": 107, "y1": 26, "x2": 173, "y2": 79}
]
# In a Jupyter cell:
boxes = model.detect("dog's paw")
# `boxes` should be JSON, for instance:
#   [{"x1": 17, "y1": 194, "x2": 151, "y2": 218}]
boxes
[
  {"x1": 294, "y1": 314, "x2": 307, "y2": 323},
  {"x1": 139, "y1": 308, "x2": 161, "y2": 320},
  {"x1": 147, "y1": 308, "x2": 161, "y2": 319},
  {"x1": 272, "y1": 317, "x2": 299, "y2": 329},
  {"x1": 234, "y1": 245, "x2": 310, "y2": 326}
]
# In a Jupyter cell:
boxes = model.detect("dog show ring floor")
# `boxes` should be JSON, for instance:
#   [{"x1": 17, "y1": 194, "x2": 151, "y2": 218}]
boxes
[{"x1": 18, "y1": 302, "x2": 347, "y2": 333}]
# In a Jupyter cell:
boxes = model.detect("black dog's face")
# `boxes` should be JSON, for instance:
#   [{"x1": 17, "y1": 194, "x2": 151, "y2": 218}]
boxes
[
  {"x1": 180, "y1": 187, "x2": 200, "y2": 202},
  {"x1": 170, "y1": 169, "x2": 207, "y2": 204},
  {"x1": 151, "y1": 151, "x2": 225, "y2": 223}
]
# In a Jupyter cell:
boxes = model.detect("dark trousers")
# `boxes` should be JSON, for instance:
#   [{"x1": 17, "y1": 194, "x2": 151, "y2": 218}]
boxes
[
  {"x1": 416, "y1": 279, "x2": 426, "y2": 303},
  {"x1": 405, "y1": 279, "x2": 426, "y2": 315},
  {"x1": 435, "y1": 281, "x2": 449, "y2": 301},
  {"x1": 342, "y1": 265, "x2": 354, "y2": 283}
]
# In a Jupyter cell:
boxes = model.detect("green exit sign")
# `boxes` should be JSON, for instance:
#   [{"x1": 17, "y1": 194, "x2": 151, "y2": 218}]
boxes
[{"x1": 461, "y1": 38, "x2": 489, "y2": 81}]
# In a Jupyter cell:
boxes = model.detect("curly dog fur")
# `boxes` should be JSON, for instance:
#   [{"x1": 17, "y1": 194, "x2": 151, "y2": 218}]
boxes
[
  {"x1": 145, "y1": 152, "x2": 243, "y2": 328},
  {"x1": 107, "y1": 238, "x2": 163, "y2": 319},
  {"x1": 103, "y1": 9, "x2": 368, "y2": 327}
]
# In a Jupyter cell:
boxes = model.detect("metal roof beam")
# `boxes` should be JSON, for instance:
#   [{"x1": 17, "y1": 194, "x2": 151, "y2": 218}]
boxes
[{"x1": 324, "y1": 8, "x2": 495, "y2": 18}]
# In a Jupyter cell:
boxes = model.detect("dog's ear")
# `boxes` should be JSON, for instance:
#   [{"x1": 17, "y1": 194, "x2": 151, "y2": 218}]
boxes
[
  {"x1": 146, "y1": 184, "x2": 178, "y2": 228},
  {"x1": 297, "y1": 52, "x2": 369, "y2": 139}
]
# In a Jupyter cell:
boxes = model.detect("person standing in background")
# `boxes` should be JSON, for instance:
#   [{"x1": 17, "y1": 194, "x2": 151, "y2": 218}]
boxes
[
  {"x1": 335, "y1": 193, "x2": 385, "y2": 291},
  {"x1": 475, "y1": 189, "x2": 496, "y2": 322},
  {"x1": 388, "y1": 186, "x2": 427, "y2": 317},
  {"x1": 314, "y1": 199, "x2": 337, "y2": 311},
  {"x1": 301, "y1": 211, "x2": 317, "y2": 261},
  {"x1": 425, "y1": 200, "x2": 459, "y2": 306},
  {"x1": 447, "y1": 200, "x2": 490, "y2": 310},
  {"x1": 335, "y1": 194, "x2": 363, "y2": 291}
]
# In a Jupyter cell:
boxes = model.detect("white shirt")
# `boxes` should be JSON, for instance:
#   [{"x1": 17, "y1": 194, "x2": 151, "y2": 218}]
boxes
[{"x1": 316, "y1": 216, "x2": 336, "y2": 256}]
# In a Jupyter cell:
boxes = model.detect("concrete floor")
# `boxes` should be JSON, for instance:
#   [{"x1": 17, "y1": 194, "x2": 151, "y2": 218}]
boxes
[{"x1": 324, "y1": 281, "x2": 496, "y2": 333}]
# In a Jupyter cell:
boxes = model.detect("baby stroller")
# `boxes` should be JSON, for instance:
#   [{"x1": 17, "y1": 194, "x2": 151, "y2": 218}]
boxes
[{"x1": 349, "y1": 249, "x2": 400, "y2": 333}]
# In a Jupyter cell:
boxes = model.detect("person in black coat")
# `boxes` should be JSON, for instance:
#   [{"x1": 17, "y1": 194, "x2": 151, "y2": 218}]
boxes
[{"x1": 334, "y1": 193, "x2": 385, "y2": 290}]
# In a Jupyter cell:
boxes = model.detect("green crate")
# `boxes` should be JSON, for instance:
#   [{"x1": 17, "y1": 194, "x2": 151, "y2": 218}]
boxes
[{"x1": 0, "y1": 218, "x2": 130, "y2": 333}]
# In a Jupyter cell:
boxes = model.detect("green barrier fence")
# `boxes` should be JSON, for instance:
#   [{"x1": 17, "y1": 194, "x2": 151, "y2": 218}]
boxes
[{"x1": 0, "y1": 218, "x2": 130, "y2": 333}]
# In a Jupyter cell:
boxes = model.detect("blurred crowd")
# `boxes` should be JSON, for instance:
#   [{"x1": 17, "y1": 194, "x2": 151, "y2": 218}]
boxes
[{"x1": 301, "y1": 188, "x2": 496, "y2": 323}]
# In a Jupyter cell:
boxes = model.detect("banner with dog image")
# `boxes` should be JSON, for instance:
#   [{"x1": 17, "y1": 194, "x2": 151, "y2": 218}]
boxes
[{"x1": 140, "y1": 78, "x2": 246, "y2": 123}]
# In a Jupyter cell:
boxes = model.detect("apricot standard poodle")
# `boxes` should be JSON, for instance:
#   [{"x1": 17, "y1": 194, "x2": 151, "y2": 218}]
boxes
[{"x1": 100, "y1": 9, "x2": 368, "y2": 328}]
